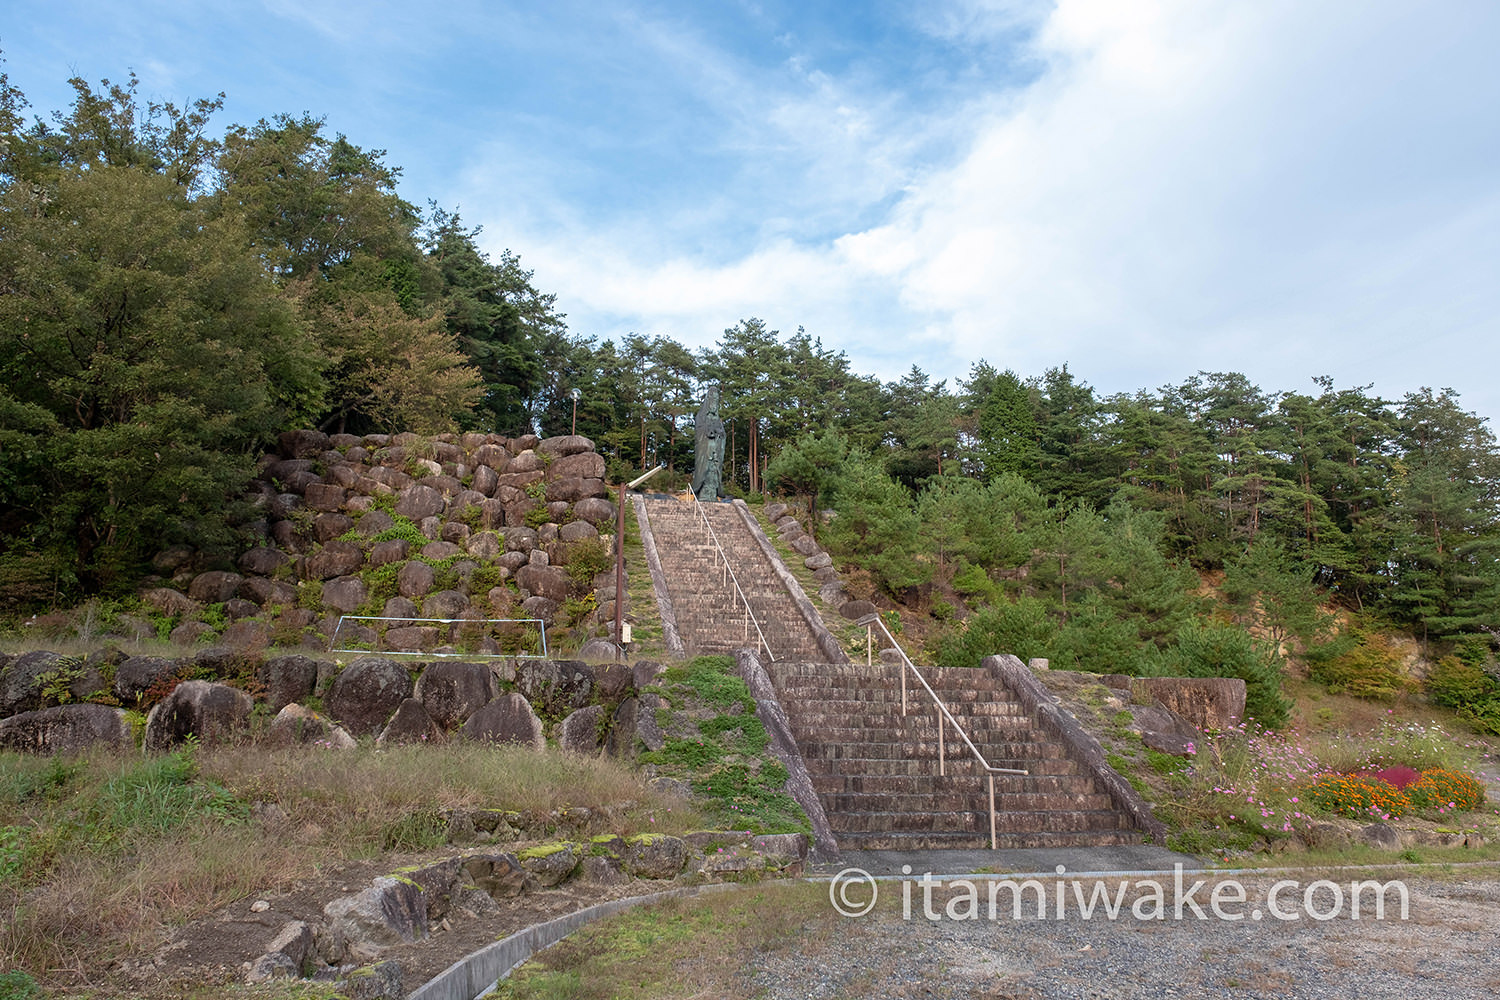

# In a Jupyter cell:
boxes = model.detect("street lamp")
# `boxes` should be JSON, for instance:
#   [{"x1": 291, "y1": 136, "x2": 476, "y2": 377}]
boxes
[{"x1": 570, "y1": 388, "x2": 581, "y2": 436}]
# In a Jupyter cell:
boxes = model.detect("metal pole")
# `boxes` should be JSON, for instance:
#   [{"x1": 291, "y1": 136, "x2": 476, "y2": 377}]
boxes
[
  {"x1": 866, "y1": 626, "x2": 872, "y2": 666},
  {"x1": 989, "y1": 773, "x2": 997, "y2": 850},
  {"x1": 901, "y1": 661, "x2": 908, "y2": 716},
  {"x1": 937, "y1": 707, "x2": 945, "y2": 777},
  {"x1": 614, "y1": 482, "x2": 625, "y2": 646}
]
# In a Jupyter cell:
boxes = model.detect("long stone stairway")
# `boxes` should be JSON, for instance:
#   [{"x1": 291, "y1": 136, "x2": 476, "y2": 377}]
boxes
[
  {"x1": 636, "y1": 493, "x2": 1147, "y2": 852},
  {"x1": 765, "y1": 660, "x2": 1145, "y2": 850},
  {"x1": 636, "y1": 496, "x2": 828, "y2": 661}
]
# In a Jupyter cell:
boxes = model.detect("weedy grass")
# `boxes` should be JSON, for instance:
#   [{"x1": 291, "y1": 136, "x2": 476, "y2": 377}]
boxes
[
  {"x1": 0, "y1": 741, "x2": 709, "y2": 990},
  {"x1": 493, "y1": 882, "x2": 831, "y2": 1000},
  {"x1": 640, "y1": 656, "x2": 809, "y2": 834}
]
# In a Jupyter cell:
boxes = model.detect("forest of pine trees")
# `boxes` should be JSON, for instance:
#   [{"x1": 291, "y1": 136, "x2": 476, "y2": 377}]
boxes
[{"x1": 4, "y1": 65, "x2": 1500, "y2": 728}]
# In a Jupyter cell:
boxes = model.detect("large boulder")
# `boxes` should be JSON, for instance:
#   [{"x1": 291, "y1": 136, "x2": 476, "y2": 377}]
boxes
[
  {"x1": 0, "y1": 704, "x2": 132, "y2": 753},
  {"x1": 548, "y1": 451, "x2": 606, "y2": 480},
  {"x1": 514, "y1": 564, "x2": 571, "y2": 604},
  {"x1": 323, "y1": 878, "x2": 427, "y2": 963},
  {"x1": 471, "y1": 464, "x2": 499, "y2": 497},
  {"x1": 573, "y1": 497, "x2": 618, "y2": 526},
  {"x1": 305, "y1": 541, "x2": 364, "y2": 581},
  {"x1": 313, "y1": 513, "x2": 355, "y2": 543},
  {"x1": 414, "y1": 660, "x2": 498, "y2": 730},
  {"x1": 257, "y1": 654, "x2": 319, "y2": 711},
  {"x1": 421, "y1": 590, "x2": 471, "y2": 621},
  {"x1": 266, "y1": 703, "x2": 356, "y2": 748},
  {"x1": 397, "y1": 561, "x2": 436, "y2": 599},
  {"x1": 376, "y1": 699, "x2": 445, "y2": 746},
  {"x1": 239, "y1": 547, "x2": 290, "y2": 576},
  {"x1": 188, "y1": 571, "x2": 244, "y2": 604},
  {"x1": 321, "y1": 576, "x2": 369, "y2": 614},
  {"x1": 239, "y1": 577, "x2": 298, "y2": 607},
  {"x1": 113, "y1": 655, "x2": 180, "y2": 704},
  {"x1": 1137, "y1": 677, "x2": 1246, "y2": 732},
  {"x1": 516, "y1": 659, "x2": 593, "y2": 716},
  {"x1": 305, "y1": 483, "x2": 347, "y2": 512},
  {"x1": 557, "y1": 520, "x2": 599, "y2": 543},
  {"x1": 0, "y1": 650, "x2": 68, "y2": 716},
  {"x1": 622, "y1": 834, "x2": 687, "y2": 879},
  {"x1": 394, "y1": 484, "x2": 446, "y2": 521},
  {"x1": 278, "y1": 429, "x2": 330, "y2": 458},
  {"x1": 461, "y1": 693, "x2": 545, "y2": 749},
  {"x1": 472, "y1": 444, "x2": 511, "y2": 472},
  {"x1": 141, "y1": 587, "x2": 202, "y2": 618},
  {"x1": 325, "y1": 657, "x2": 414, "y2": 737},
  {"x1": 559, "y1": 705, "x2": 606, "y2": 754},
  {"x1": 506, "y1": 450, "x2": 544, "y2": 474},
  {"x1": 143, "y1": 680, "x2": 253, "y2": 751},
  {"x1": 369, "y1": 538, "x2": 410, "y2": 567},
  {"x1": 465, "y1": 531, "x2": 504, "y2": 560},
  {"x1": 538, "y1": 435, "x2": 595, "y2": 458}
]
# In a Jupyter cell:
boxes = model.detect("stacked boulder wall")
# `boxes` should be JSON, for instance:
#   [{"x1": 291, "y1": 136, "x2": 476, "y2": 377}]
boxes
[{"x1": 149, "y1": 431, "x2": 617, "y2": 655}]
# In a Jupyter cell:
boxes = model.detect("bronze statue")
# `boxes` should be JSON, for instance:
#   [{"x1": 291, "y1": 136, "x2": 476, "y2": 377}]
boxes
[{"x1": 692, "y1": 386, "x2": 725, "y2": 501}]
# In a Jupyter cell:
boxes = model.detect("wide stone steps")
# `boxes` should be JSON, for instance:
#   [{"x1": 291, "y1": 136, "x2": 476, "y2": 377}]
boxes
[
  {"x1": 638, "y1": 496, "x2": 827, "y2": 662},
  {"x1": 764, "y1": 658, "x2": 1146, "y2": 851}
]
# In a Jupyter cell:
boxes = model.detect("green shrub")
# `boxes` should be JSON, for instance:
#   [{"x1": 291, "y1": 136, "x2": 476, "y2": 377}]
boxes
[
  {"x1": 1149, "y1": 619, "x2": 1291, "y2": 728},
  {"x1": 0, "y1": 970, "x2": 41, "y2": 1000},
  {"x1": 565, "y1": 538, "x2": 612, "y2": 588},
  {"x1": 1305, "y1": 628, "x2": 1409, "y2": 700},
  {"x1": 932, "y1": 596, "x2": 1056, "y2": 667}
]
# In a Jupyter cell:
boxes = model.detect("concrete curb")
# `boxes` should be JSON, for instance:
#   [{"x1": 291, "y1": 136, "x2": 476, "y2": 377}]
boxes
[
  {"x1": 985, "y1": 654, "x2": 1169, "y2": 844},
  {"x1": 630, "y1": 494, "x2": 686, "y2": 659},
  {"x1": 408, "y1": 882, "x2": 740, "y2": 1000},
  {"x1": 736, "y1": 648, "x2": 841, "y2": 863},
  {"x1": 731, "y1": 499, "x2": 849, "y2": 664}
]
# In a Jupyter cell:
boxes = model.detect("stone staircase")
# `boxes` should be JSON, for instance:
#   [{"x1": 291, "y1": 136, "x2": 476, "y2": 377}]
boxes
[
  {"x1": 636, "y1": 497, "x2": 827, "y2": 661},
  {"x1": 765, "y1": 660, "x2": 1145, "y2": 850}
]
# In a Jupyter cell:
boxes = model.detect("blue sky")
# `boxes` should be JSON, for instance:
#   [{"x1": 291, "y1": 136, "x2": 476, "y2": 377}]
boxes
[{"x1": 6, "y1": 1, "x2": 1500, "y2": 419}]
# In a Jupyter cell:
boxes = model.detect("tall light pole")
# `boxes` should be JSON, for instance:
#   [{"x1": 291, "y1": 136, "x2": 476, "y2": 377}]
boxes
[{"x1": 570, "y1": 388, "x2": 581, "y2": 436}]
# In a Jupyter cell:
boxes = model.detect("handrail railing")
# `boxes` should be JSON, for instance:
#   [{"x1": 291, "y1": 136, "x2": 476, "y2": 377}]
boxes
[
  {"x1": 858, "y1": 613, "x2": 1027, "y2": 850},
  {"x1": 685, "y1": 493, "x2": 776, "y2": 662}
]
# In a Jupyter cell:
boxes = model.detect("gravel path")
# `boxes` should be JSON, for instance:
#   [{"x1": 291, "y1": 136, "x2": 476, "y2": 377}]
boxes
[{"x1": 747, "y1": 874, "x2": 1500, "y2": 999}]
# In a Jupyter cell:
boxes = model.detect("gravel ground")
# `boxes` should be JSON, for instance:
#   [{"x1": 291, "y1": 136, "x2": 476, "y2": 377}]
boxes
[{"x1": 745, "y1": 874, "x2": 1500, "y2": 999}]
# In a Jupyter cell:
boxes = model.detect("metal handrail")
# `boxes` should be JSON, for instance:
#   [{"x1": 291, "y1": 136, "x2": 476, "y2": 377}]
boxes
[
  {"x1": 686, "y1": 493, "x2": 775, "y2": 661},
  {"x1": 858, "y1": 613, "x2": 1027, "y2": 850}
]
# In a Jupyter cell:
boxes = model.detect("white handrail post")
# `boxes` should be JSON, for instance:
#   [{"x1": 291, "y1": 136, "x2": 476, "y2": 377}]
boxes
[
  {"x1": 866, "y1": 626, "x2": 872, "y2": 666},
  {"x1": 901, "y1": 660, "x2": 908, "y2": 716},
  {"x1": 937, "y1": 706, "x2": 945, "y2": 777},
  {"x1": 988, "y1": 773, "x2": 997, "y2": 850}
]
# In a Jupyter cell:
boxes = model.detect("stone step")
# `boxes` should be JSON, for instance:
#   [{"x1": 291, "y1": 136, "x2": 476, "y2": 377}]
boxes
[
  {"x1": 829, "y1": 809, "x2": 1136, "y2": 835},
  {"x1": 831, "y1": 829, "x2": 1146, "y2": 851},
  {"x1": 799, "y1": 755, "x2": 1085, "y2": 778},
  {"x1": 812, "y1": 772, "x2": 1100, "y2": 797},
  {"x1": 798, "y1": 739, "x2": 1073, "y2": 762},
  {"x1": 821, "y1": 790, "x2": 1119, "y2": 813}
]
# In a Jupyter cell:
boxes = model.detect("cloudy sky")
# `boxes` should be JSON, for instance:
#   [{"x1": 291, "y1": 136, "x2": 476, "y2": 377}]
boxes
[{"x1": 7, "y1": 1, "x2": 1500, "y2": 418}]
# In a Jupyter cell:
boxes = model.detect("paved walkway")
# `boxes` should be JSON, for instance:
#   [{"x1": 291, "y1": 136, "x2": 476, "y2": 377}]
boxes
[{"x1": 811, "y1": 845, "x2": 1203, "y2": 877}]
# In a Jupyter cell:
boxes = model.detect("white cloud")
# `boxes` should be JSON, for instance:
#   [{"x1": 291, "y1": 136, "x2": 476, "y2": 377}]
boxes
[{"x1": 466, "y1": 0, "x2": 1500, "y2": 412}]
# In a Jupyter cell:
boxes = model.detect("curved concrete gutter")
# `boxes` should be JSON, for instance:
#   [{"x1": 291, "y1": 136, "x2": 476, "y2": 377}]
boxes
[
  {"x1": 409, "y1": 882, "x2": 740, "y2": 1000},
  {"x1": 736, "y1": 648, "x2": 840, "y2": 863},
  {"x1": 731, "y1": 499, "x2": 849, "y2": 664},
  {"x1": 984, "y1": 654, "x2": 1169, "y2": 843},
  {"x1": 631, "y1": 494, "x2": 686, "y2": 659}
]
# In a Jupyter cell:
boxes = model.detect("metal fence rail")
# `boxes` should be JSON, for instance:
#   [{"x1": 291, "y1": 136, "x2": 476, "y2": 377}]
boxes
[{"x1": 331, "y1": 615, "x2": 550, "y2": 658}]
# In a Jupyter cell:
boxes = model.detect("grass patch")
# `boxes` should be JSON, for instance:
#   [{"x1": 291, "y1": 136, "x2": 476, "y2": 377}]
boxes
[
  {"x1": 640, "y1": 656, "x2": 809, "y2": 834},
  {"x1": 0, "y1": 742, "x2": 709, "y2": 991},
  {"x1": 493, "y1": 883, "x2": 830, "y2": 1000}
]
